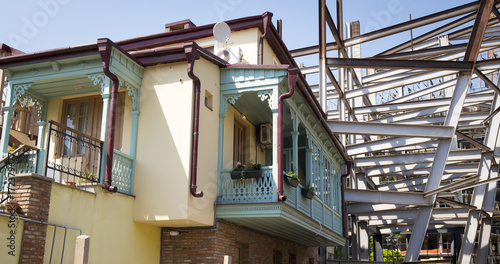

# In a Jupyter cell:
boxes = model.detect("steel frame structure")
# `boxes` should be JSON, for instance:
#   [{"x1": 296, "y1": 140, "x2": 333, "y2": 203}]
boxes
[{"x1": 294, "y1": 0, "x2": 500, "y2": 262}]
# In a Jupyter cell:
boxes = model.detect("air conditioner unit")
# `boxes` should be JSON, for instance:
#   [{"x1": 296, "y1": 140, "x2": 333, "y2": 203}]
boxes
[
  {"x1": 216, "y1": 47, "x2": 243, "y2": 64},
  {"x1": 260, "y1": 123, "x2": 272, "y2": 145}
]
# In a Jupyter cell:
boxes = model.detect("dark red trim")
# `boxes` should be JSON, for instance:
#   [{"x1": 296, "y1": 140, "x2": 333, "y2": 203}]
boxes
[
  {"x1": 0, "y1": 43, "x2": 99, "y2": 69},
  {"x1": 130, "y1": 44, "x2": 227, "y2": 67},
  {"x1": 117, "y1": 14, "x2": 266, "y2": 51},
  {"x1": 277, "y1": 67, "x2": 299, "y2": 202},
  {"x1": 259, "y1": 12, "x2": 273, "y2": 64},
  {"x1": 185, "y1": 41, "x2": 203, "y2": 198},
  {"x1": 340, "y1": 160, "x2": 352, "y2": 239},
  {"x1": 98, "y1": 38, "x2": 118, "y2": 193},
  {"x1": 1, "y1": 43, "x2": 25, "y2": 55}
]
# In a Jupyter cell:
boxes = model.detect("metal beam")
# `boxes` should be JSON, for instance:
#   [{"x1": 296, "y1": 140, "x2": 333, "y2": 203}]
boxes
[
  {"x1": 406, "y1": 72, "x2": 472, "y2": 262},
  {"x1": 328, "y1": 121, "x2": 454, "y2": 139},
  {"x1": 347, "y1": 137, "x2": 436, "y2": 156},
  {"x1": 355, "y1": 149, "x2": 481, "y2": 167},
  {"x1": 327, "y1": 57, "x2": 473, "y2": 71},
  {"x1": 344, "y1": 189, "x2": 431, "y2": 205}
]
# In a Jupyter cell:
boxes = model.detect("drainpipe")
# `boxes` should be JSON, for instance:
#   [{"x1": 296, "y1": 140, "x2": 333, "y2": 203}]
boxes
[
  {"x1": 340, "y1": 159, "x2": 352, "y2": 239},
  {"x1": 185, "y1": 42, "x2": 203, "y2": 198},
  {"x1": 258, "y1": 12, "x2": 272, "y2": 64},
  {"x1": 98, "y1": 38, "x2": 118, "y2": 193},
  {"x1": 277, "y1": 68, "x2": 299, "y2": 202}
]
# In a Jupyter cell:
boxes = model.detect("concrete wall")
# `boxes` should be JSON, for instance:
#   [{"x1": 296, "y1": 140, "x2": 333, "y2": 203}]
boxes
[
  {"x1": 134, "y1": 57, "x2": 220, "y2": 227},
  {"x1": 45, "y1": 184, "x2": 161, "y2": 263},
  {"x1": 0, "y1": 214, "x2": 24, "y2": 263}
]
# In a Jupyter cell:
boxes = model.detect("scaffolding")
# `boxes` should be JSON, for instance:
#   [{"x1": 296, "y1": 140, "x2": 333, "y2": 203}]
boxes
[{"x1": 294, "y1": 0, "x2": 500, "y2": 263}]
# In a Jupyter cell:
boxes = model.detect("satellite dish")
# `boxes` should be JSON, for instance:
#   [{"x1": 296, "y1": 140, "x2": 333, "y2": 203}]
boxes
[{"x1": 213, "y1": 21, "x2": 231, "y2": 44}]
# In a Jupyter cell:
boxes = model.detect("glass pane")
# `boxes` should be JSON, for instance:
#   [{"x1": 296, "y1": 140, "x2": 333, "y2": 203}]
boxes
[
  {"x1": 66, "y1": 103, "x2": 76, "y2": 119},
  {"x1": 77, "y1": 116, "x2": 88, "y2": 155},
  {"x1": 80, "y1": 102, "x2": 89, "y2": 116},
  {"x1": 64, "y1": 118, "x2": 75, "y2": 156}
]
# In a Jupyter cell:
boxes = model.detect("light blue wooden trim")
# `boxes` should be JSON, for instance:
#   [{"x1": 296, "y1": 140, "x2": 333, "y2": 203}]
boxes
[
  {"x1": 110, "y1": 47, "x2": 143, "y2": 87},
  {"x1": 130, "y1": 110, "x2": 140, "y2": 158},
  {"x1": 271, "y1": 86, "x2": 279, "y2": 192},
  {"x1": 217, "y1": 113, "x2": 225, "y2": 194},
  {"x1": 98, "y1": 78, "x2": 111, "y2": 184},
  {"x1": 0, "y1": 107, "x2": 14, "y2": 157},
  {"x1": 35, "y1": 121, "x2": 47, "y2": 175},
  {"x1": 6, "y1": 59, "x2": 103, "y2": 84}
]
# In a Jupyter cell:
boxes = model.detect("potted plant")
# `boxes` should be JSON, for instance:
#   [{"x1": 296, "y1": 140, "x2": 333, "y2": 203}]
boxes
[
  {"x1": 301, "y1": 183, "x2": 315, "y2": 199},
  {"x1": 230, "y1": 162, "x2": 262, "y2": 180},
  {"x1": 81, "y1": 169, "x2": 97, "y2": 183},
  {"x1": 284, "y1": 171, "x2": 300, "y2": 187}
]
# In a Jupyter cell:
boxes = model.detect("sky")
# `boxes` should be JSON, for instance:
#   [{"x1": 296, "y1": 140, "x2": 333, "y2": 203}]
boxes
[{"x1": 0, "y1": 0, "x2": 473, "y2": 65}]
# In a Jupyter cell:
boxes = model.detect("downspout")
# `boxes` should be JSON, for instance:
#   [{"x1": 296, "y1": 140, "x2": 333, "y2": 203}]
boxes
[
  {"x1": 340, "y1": 159, "x2": 352, "y2": 239},
  {"x1": 277, "y1": 68, "x2": 299, "y2": 202},
  {"x1": 185, "y1": 42, "x2": 203, "y2": 198},
  {"x1": 98, "y1": 38, "x2": 118, "y2": 192},
  {"x1": 258, "y1": 12, "x2": 273, "y2": 64}
]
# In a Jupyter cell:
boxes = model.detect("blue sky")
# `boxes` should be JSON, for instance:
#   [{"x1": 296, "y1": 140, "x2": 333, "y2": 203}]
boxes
[{"x1": 1, "y1": 0, "x2": 472, "y2": 61}]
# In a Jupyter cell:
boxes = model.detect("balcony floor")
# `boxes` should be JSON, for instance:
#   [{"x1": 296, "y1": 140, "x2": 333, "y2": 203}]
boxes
[{"x1": 215, "y1": 202, "x2": 345, "y2": 246}]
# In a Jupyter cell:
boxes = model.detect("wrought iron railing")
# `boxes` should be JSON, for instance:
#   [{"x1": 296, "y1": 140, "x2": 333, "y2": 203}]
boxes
[
  {"x1": 218, "y1": 166, "x2": 276, "y2": 204},
  {"x1": 45, "y1": 121, "x2": 103, "y2": 186},
  {"x1": 1, "y1": 145, "x2": 39, "y2": 203},
  {"x1": 112, "y1": 150, "x2": 134, "y2": 195}
]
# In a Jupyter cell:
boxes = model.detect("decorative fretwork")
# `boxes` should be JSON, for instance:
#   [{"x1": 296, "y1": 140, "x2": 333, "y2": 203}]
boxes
[
  {"x1": 218, "y1": 167, "x2": 276, "y2": 204},
  {"x1": 87, "y1": 73, "x2": 107, "y2": 93},
  {"x1": 12, "y1": 83, "x2": 32, "y2": 106},
  {"x1": 257, "y1": 90, "x2": 275, "y2": 109},
  {"x1": 120, "y1": 80, "x2": 139, "y2": 111},
  {"x1": 221, "y1": 94, "x2": 243, "y2": 114},
  {"x1": 112, "y1": 150, "x2": 134, "y2": 195}
]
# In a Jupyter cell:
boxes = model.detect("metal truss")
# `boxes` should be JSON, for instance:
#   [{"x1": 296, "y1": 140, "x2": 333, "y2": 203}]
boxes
[{"x1": 295, "y1": 0, "x2": 500, "y2": 262}]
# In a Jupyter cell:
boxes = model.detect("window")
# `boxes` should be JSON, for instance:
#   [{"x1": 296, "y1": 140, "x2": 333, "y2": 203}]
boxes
[
  {"x1": 62, "y1": 98, "x2": 95, "y2": 156},
  {"x1": 273, "y1": 250, "x2": 282, "y2": 264},
  {"x1": 234, "y1": 243, "x2": 248, "y2": 264},
  {"x1": 204, "y1": 90, "x2": 213, "y2": 110},
  {"x1": 61, "y1": 93, "x2": 125, "y2": 155},
  {"x1": 233, "y1": 120, "x2": 246, "y2": 167}
]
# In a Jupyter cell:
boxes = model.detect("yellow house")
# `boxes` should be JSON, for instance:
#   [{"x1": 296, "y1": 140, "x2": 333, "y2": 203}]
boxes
[{"x1": 0, "y1": 12, "x2": 348, "y2": 263}]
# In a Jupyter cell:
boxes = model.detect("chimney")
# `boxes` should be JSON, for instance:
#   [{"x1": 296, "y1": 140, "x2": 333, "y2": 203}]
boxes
[{"x1": 165, "y1": 19, "x2": 196, "y2": 32}]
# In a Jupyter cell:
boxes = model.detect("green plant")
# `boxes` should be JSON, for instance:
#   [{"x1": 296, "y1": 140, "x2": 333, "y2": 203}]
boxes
[
  {"x1": 369, "y1": 248, "x2": 404, "y2": 262},
  {"x1": 305, "y1": 182, "x2": 314, "y2": 192},
  {"x1": 286, "y1": 171, "x2": 301, "y2": 184},
  {"x1": 82, "y1": 169, "x2": 97, "y2": 181}
]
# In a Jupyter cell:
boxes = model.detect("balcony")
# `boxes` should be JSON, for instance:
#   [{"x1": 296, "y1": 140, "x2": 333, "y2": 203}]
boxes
[
  {"x1": 216, "y1": 166, "x2": 344, "y2": 246},
  {"x1": 0, "y1": 40, "x2": 142, "y2": 196}
]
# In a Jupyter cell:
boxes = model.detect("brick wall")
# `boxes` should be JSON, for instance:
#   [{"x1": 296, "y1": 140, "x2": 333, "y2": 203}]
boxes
[
  {"x1": 12, "y1": 173, "x2": 53, "y2": 264},
  {"x1": 161, "y1": 219, "x2": 318, "y2": 264}
]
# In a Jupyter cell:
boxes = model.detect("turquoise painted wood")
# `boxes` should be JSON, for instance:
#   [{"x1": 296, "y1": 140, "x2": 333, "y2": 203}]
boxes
[
  {"x1": 112, "y1": 150, "x2": 134, "y2": 195},
  {"x1": 217, "y1": 66, "x2": 344, "y2": 238},
  {"x1": 220, "y1": 68, "x2": 287, "y2": 91},
  {"x1": 218, "y1": 167, "x2": 276, "y2": 203}
]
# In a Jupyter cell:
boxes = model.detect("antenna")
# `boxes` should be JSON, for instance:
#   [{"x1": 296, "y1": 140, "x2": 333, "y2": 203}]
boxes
[{"x1": 213, "y1": 21, "x2": 231, "y2": 44}]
